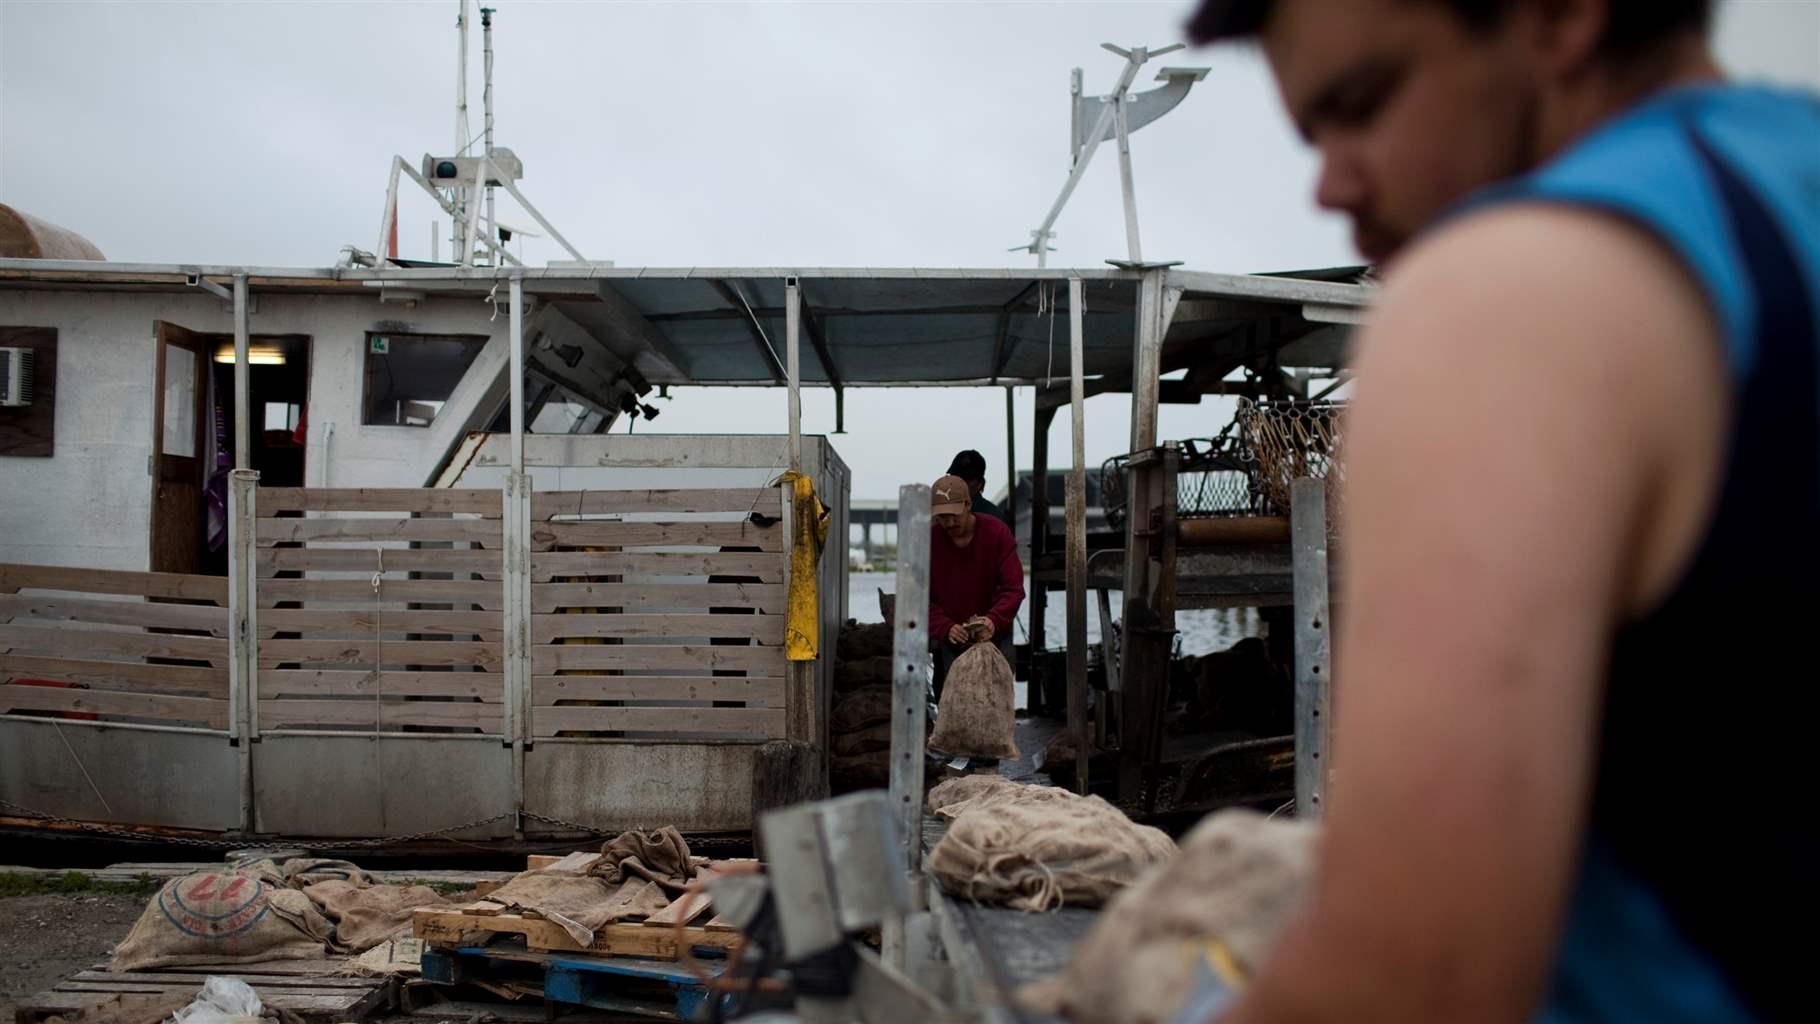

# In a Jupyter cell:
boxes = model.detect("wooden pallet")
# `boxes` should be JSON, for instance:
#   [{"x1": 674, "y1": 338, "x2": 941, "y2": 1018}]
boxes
[
  {"x1": 414, "y1": 904, "x2": 739, "y2": 959},
  {"x1": 14, "y1": 961, "x2": 391, "y2": 1024},
  {"x1": 413, "y1": 853, "x2": 752, "y2": 960},
  {"x1": 418, "y1": 942, "x2": 721, "y2": 1021}
]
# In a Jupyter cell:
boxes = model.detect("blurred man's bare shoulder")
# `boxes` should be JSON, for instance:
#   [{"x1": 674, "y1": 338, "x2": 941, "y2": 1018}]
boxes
[{"x1": 1359, "y1": 201, "x2": 1728, "y2": 611}]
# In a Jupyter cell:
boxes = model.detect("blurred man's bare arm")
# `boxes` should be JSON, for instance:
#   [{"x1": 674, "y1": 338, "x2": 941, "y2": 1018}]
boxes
[{"x1": 1222, "y1": 206, "x2": 1726, "y2": 1023}]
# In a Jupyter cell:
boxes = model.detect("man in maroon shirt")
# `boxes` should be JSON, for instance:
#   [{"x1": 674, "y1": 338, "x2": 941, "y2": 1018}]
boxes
[{"x1": 928, "y1": 474, "x2": 1025, "y2": 696}]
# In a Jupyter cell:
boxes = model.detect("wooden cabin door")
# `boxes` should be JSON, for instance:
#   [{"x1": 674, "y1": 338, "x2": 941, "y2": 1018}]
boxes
[{"x1": 150, "y1": 322, "x2": 209, "y2": 574}]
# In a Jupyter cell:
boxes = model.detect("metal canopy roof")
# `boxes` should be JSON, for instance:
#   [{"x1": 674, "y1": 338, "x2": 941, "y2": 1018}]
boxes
[{"x1": 0, "y1": 260, "x2": 1372, "y2": 386}]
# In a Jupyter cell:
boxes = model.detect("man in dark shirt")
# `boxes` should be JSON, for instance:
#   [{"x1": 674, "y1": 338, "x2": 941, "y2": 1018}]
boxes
[
  {"x1": 928, "y1": 473, "x2": 1024, "y2": 696},
  {"x1": 946, "y1": 450, "x2": 1011, "y2": 528}
]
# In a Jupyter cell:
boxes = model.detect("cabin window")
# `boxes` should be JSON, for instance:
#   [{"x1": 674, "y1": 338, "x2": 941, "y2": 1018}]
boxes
[
  {"x1": 0, "y1": 326, "x2": 56, "y2": 457},
  {"x1": 361, "y1": 332, "x2": 488, "y2": 427}
]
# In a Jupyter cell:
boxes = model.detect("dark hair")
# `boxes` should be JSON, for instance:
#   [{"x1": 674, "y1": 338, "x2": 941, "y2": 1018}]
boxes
[
  {"x1": 1187, "y1": 0, "x2": 1714, "y2": 57},
  {"x1": 948, "y1": 449, "x2": 986, "y2": 480}
]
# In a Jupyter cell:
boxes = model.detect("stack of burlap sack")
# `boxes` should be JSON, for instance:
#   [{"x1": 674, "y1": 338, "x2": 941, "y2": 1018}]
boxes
[
  {"x1": 831, "y1": 598, "x2": 896, "y2": 792},
  {"x1": 110, "y1": 857, "x2": 451, "y2": 971}
]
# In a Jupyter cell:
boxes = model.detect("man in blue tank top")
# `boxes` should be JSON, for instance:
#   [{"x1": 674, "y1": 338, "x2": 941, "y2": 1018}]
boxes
[{"x1": 1182, "y1": 2, "x2": 1813, "y2": 1021}]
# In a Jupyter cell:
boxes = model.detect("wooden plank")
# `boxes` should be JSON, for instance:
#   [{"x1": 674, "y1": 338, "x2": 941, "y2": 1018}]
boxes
[
  {"x1": 0, "y1": 686, "x2": 228, "y2": 727},
  {"x1": 532, "y1": 675, "x2": 784, "y2": 706},
  {"x1": 260, "y1": 670, "x2": 504, "y2": 699},
  {"x1": 0, "y1": 654, "x2": 227, "y2": 695},
  {"x1": 260, "y1": 608, "x2": 503, "y2": 638},
  {"x1": 258, "y1": 699, "x2": 503, "y2": 731},
  {"x1": 531, "y1": 552, "x2": 782, "y2": 582},
  {"x1": 65, "y1": 967, "x2": 354, "y2": 982},
  {"x1": 0, "y1": 564, "x2": 228, "y2": 604},
  {"x1": 0, "y1": 624, "x2": 225, "y2": 663},
  {"x1": 258, "y1": 640, "x2": 500, "y2": 669},
  {"x1": 532, "y1": 644, "x2": 782, "y2": 674},
  {"x1": 532, "y1": 705, "x2": 784, "y2": 737},
  {"x1": 532, "y1": 582, "x2": 784, "y2": 613},
  {"x1": 259, "y1": 548, "x2": 501, "y2": 576},
  {"x1": 643, "y1": 868, "x2": 718, "y2": 928},
  {"x1": 530, "y1": 520, "x2": 783, "y2": 552},
  {"x1": 258, "y1": 517, "x2": 502, "y2": 544},
  {"x1": 0, "y1": 595, "x2": 228, "y2": 634},
  {"x1": 260, "y1": 487, "x2": 501, "y2": 515},
  {"x1": 533, "y1": 488, "x2": 782, "y2": 518},
  {"x1": 532, "y1": 614, "x2": 783, "y2": 643},
  {"x1": 66, "y1": 971, "x2": 375, "y2": 989},
  {"x1": 413, "y1": 907, "x2": 740, "y2": 957},
  {"x1": 258, "y1": 578, "x2": 501, "y2": 608}
]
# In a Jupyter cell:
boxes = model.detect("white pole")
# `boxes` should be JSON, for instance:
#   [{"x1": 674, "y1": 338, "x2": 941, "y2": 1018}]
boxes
[
  {"x1": 786, "y1": 278, "x2": 802, "y2": 474},
  {"x1": 1114, "y1": 96, "x2": 1143, "y2": 263},
  {"x1": 233, "y1": 273, "x2": 250, "y2": 470},
  {"x1": 462, "y1": 157, "x2": 486, "y2": 268},
  {"x1": 510, "y1": 274, "x2": 525, "y2": 473},
  {"x1": 453, "y1": 0, "x2": 471, "y2": 259},
  {"x1": 482, "y1": 6, "x2": 497, "y2": 262},
  {"x1": 1066, "y1": 277, "x2": 1089, "y2": 793},
  {"x1": 377, "y1": 157, "x2": 403, "y2": 267}
]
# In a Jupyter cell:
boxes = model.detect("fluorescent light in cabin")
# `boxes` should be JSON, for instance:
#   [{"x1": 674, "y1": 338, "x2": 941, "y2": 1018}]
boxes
[{"x1": 214, "y1": 346, "x2": 286, "y2": 365}]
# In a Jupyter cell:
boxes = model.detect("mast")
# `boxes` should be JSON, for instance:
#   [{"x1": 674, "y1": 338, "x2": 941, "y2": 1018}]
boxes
[
  {"x1": 481, "y1": 6, "x2": 497, "y2": 265},
  {"x1": 453, "y1": 0, "x2": 471, "y2": 261}
]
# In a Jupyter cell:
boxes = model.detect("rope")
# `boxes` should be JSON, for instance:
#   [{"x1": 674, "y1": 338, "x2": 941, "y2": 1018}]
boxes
[{"x1": 1236, "y1": 398, "x2": 1346, "y2": 528}]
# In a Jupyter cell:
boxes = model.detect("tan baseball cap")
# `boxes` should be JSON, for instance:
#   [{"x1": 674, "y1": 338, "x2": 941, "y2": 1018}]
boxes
[{"x1": 931, "y1": 474, "x2": 971, "y2": 516}]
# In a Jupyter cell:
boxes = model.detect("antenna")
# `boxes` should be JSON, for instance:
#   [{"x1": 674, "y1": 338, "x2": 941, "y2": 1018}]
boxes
[{"x1": 1014, "y1": 44, "x2": 1208, "y2": 266}]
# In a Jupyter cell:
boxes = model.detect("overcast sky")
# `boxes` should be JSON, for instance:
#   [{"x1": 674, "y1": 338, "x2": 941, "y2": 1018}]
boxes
[{"x1": 3, "y1": 1, "x2": 1817, "y2": 500}]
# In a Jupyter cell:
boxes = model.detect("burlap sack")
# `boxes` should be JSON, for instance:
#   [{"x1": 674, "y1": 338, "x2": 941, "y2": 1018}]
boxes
[
  {"x1": 927, "y1": 775, "x2": 1074, "y2": 819},
  {"x1": 483, "y1": 871, "x2": 668, "y2": 947},
  {"x1": 835, "y1": 655, "x2": 893, "y2": 693},
  {"x1": 1018, "y1": 810, "x2": 1318, "y2": 1023},
  {"x1": 302, "y1": 880, "x2": 448, "y2": 953},
  {"x1": 832, "y1": 685, "x2": 894, "y2": 734},
  {"x1": 926, "y1": 642, "x2": 1019, "y2": 760},
  {"x1": 110, "y1": 864, "x2": 334, "y2": 971},
  {"x1": 837, "y1": 621, "x2": 893, "y2": 661},
  {"x1": 927, "y1": 789, "x2": 1174, "y2": 911},
  {"x1": 280, "y1": 858, "x2": 372, "y2": 888},
  {"x1": 830, "y1": 750, "x2": 891, "y2": 791},
  {"x1": 833, "y1": 722, "x2": 893, "y2": 757},
  {"x1": 590, "y1": 826, "x2": 697, "y2": 892}
]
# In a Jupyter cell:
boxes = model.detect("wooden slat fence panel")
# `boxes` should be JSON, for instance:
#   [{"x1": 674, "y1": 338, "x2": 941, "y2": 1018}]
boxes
[
  {"x1": 254, "y1": 489, "x2": 505, "y2": 734},
  {"x1": 531, "y1": 552, "x2": 782, "y2": 582},
  {"x1": 533, "y1": 614, "x2": 783, "y2": 644},
  {"x1": 531, "y1": 582, "x2": 784, "y2": 614},
  {"x1": 260, "y1": 488, "x2": 502, "y2": 516},
  {"x1": 0, "y1": 563, "x2": 232, "y2": 730},
  {"x1": 528, "y1": 488, "x2": 791, "y2": 743},
  {"x1": 530, "y1": 520, "x2": 783, "y2": 552},
  {"x1": 532, "y1": 487, "x2": 782, "y2": 518}
]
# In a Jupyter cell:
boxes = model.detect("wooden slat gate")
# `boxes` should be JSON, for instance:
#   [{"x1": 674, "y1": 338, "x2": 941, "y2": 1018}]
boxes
[{"x1": 255, "y1": 486, "x2": 507, "y2": 734}]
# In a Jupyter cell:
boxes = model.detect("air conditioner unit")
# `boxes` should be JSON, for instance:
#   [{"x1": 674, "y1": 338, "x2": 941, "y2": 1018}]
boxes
[{"x1": 0, "y1": 347, "x2": 33, "y2": 407}]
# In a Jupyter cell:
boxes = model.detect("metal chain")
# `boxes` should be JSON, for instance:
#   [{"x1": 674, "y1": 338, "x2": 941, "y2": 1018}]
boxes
[{"x1": 0, "y1": 797, "x2": 513, "y2": 851}]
